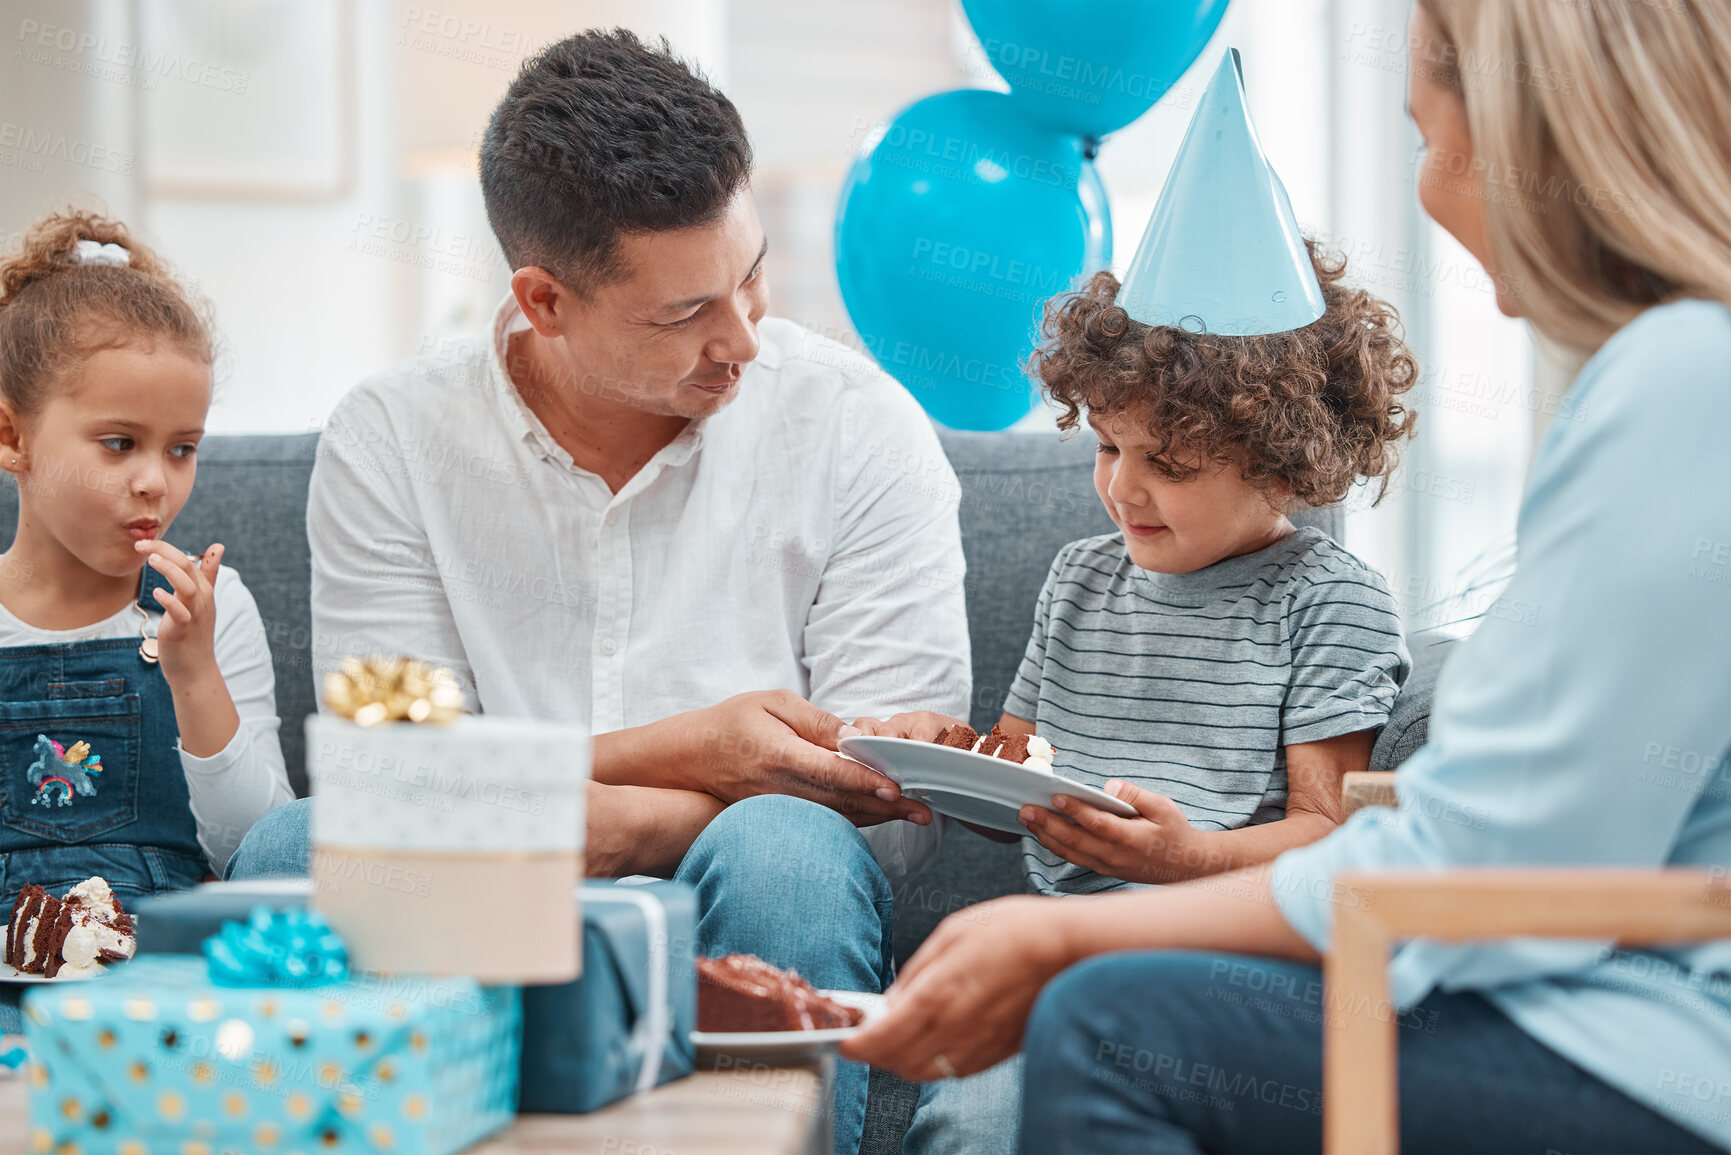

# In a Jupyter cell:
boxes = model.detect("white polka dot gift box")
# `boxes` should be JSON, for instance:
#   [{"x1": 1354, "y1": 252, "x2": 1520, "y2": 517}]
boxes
[
  {"x1": 21, "y1": 952, "x2": 520, "y2": 1154},
  {"x1": 307, "y1": 658, "x2": 587, "y2": 983}
]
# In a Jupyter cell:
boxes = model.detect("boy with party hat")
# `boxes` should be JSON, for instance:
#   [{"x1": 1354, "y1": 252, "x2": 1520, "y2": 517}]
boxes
[
  {"x1": 880, "y1": 50, "x2": 1418, "y2": 1153},
  {"x1": 999, "y1": 48, "x2": 1419, "y2": 896}
]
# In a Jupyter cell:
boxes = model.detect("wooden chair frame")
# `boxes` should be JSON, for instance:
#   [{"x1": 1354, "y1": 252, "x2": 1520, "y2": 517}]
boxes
[{"x1": 1322, "y1": 867, "x2": 1731, "y2": 1153}]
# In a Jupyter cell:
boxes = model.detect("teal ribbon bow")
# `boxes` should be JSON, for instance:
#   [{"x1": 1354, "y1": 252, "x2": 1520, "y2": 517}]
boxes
[{"x1": 204, "y1": 906, "x2": 350, "y2": 988}]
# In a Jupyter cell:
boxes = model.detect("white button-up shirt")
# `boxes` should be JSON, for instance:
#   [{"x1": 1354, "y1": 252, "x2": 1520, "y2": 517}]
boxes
[{"x1": 307, "y1": 297, "x2": 971, "y2": 874}]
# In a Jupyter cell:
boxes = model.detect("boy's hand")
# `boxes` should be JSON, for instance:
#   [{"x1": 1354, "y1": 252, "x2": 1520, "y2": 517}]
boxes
[
  {"x1": 137, "y1": 540, "x2": 224, "y2": 690},
  {"x1": 847, "y1": 711, "x2": 965, "y2": 743},
  {"x1": 1018, "y1": 779, "x2": 1202, "y2": 885}
]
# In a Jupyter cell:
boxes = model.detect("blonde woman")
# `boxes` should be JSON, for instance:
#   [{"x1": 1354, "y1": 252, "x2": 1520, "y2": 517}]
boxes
[{"x1": 844, "y1": 2, "x2": 1731, "y2": 1151}]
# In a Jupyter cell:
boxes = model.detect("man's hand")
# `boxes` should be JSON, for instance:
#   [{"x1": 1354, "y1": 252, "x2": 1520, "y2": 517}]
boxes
[
  {"x1": 617, "y1": 690, "x2": 932, "y2": 827},
  {"x1": 1019, "y1": 780, "x2": 1201, "y2": 885},
  {"x1": 585, "y1": 782, "x2": 726, "y2": 878},
  {"x1": 848, "y1": 711, "x2": 964, "y2": 743}
]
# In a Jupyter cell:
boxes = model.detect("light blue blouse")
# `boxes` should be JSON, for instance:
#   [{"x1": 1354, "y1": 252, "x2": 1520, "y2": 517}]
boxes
[{"x1": 1271, "y1": 298, "x2": 1731, "y2": 1148}]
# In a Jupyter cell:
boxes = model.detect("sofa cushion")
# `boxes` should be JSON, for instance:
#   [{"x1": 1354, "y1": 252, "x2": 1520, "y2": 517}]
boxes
[
  {"x1": 0, "y1": 425, "x2": 1364, "y2": 833},
  {"x1": 0, "y1": 434, "x2": 321, "y2": 794},
  {"x1": 1371, "y1": 630, "x2": 1457, "y2": 772}
]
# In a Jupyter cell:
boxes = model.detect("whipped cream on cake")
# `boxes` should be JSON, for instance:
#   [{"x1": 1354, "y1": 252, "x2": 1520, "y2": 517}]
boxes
[
  {"x1": 1020, "y1": 735, "x2": 1056, "y2": 772},
  {"x1": 933, "y1": 723, "x2": 1057, "y2": 772},
  {"x1": 5, "y1": 876, "x2": 136, "y2": 978}
]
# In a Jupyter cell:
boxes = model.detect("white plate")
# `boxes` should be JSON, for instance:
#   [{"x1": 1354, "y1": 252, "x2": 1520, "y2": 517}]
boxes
[
  {"x1": 693, "y1": 990, "x2": 885, "y2": 1061},
  {"x1": 0, "y1": 960, "x2": 106, "y2": 984},
  {"x1": 839, "y1": 735, "x2": 1138, "y2": 834}
]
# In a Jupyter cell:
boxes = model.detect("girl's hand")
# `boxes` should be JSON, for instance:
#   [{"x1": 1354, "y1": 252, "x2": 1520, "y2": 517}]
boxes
[
  {"x1": 137, "y1": 540, "x2": 224, "y2": 690},
  {"x1": 1019, "y1": 779, "x2": 1201, "y2": 885},
  {"x1": 840, "y1": 894, "x2": 1077, "y2": 1080}
]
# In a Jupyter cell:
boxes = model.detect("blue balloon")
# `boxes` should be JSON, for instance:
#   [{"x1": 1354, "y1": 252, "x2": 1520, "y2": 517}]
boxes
[
  {"x1": 961, "y1": 0, "x2": 1230, "y2": 138},
  {"x1": 835, "y1": 90, "x2": 1111, "y2": 431}
]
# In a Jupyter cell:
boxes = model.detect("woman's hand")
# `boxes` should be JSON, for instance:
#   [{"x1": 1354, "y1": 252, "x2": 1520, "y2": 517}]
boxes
[
  {"x1": 840, "y1": 894, "x2": 1080, "y2": 1080},
  {"x1": 1020, "y1": 779, "x2": 1201, "y2": 885},
  {"x1": 137, "y1": 540, "x2": 224, "y2": 688}
]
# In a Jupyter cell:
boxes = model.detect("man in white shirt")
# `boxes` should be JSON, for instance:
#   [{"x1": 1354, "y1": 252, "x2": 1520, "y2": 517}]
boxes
[{"x1": 227, "y1": 28, "x2": 971, "y2": 1154}]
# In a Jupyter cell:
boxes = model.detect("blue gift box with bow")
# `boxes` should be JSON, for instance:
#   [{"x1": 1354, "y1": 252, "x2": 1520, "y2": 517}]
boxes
[
  {"x1": 517, "y1": 879, "x2": 698, "y2": 1112},
  {"x1": 22, "y1": 910, "x2": 520, "y2": 1154},
  {"x1": 134, "y1": 881, "x2": 315, "y2": 955}
]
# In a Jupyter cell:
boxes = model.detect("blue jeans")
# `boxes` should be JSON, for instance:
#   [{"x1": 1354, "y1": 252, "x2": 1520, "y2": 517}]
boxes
[
  {"x1": 674, "y1": 794, "x2": 893, "y2": 1155},
  {"x1": 1018, "y1": 951, "x2": 1720, "y2": 1155},
  {"x1": 222, "y1": 795, "x2": 312, "y2": 880},
  {"x1": 228, "y1": 793, "x2": 894, "y2": 1154},
  {"x1": 908, "y1": 1055, "x2": 1023, "y2": 1155}
]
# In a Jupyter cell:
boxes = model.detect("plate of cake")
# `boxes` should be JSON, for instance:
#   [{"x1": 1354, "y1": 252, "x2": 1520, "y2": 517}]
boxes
[
  {"x1": 839, "y1": 724, "x2": 1137, "y2": 834},
  {"x1": 4, "y1": 876, "x2": 137, "y2": 982},
  {"x1": 695, "y1": 954, "x2": 885, "y2": 1061}
]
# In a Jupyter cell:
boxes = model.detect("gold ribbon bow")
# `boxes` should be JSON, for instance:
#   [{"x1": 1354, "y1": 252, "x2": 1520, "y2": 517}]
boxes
[{"x1": 322, "y1": 657, "x2": 465, "y2": 727}]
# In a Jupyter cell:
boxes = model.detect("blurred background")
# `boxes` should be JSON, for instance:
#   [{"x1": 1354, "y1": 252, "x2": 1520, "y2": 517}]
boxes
[{"x1": 0, "y1": 0, "x2": 1561, "y2": 634}]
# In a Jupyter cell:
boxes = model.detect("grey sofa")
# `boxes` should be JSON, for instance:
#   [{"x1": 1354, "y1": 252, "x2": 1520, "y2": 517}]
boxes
[{"x1": 0, "y1": 429, "x2": 1445, "y2": 1149}]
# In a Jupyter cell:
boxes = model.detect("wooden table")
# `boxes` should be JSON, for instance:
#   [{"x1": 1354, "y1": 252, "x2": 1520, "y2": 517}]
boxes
[{"x1": 1, "y1": 1061, "x2": 829, "y2": 1155}]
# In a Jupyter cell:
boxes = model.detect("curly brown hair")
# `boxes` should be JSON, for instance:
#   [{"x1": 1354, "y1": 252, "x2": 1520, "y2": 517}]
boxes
[
  {"x1": 1028, "y1": 241, "x2": 1418, "y2": 507},
  {"x1": 0, "y1": 210, "x2": 212, "y2": 419}
]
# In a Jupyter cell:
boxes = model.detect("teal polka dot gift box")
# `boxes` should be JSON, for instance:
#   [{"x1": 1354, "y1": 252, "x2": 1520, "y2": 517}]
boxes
[{"x1": 20, "y1": 934, "x2": 520, "y2": 1154}]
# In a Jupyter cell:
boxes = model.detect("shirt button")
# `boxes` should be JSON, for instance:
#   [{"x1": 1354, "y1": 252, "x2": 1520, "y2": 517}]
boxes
[
  {"x1": 604, "y1": 510, "x2": 619, "y2": 527},
  {"x1": 599, "y1": 639, "x2": 618, "y2": 656}
]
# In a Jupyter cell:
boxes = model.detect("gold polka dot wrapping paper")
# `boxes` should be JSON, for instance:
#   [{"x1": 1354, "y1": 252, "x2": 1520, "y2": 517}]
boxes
[{"x1": 21, "y1": 955, "x2": 520, "y2": 1153}]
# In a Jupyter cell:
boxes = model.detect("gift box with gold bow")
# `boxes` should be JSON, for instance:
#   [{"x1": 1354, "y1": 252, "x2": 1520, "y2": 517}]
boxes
[{"x1": 308, "y1": 657, "x2": 588, "y2": 983}]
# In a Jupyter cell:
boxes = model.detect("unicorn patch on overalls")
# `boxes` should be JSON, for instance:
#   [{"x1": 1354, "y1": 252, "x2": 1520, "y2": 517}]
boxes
[{"x1": 28, "y1": 735, "x2": 104, "y2": 807}]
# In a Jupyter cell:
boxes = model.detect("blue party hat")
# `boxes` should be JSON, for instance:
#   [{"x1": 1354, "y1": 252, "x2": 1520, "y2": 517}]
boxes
[{"x1": 1117, "y1": 49, "x2": 1325, "y2": 336}]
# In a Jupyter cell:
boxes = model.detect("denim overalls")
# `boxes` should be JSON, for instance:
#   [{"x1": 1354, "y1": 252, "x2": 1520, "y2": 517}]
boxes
[{"x1": 0, "y1": 564, "x2": 207, "y2": 915}]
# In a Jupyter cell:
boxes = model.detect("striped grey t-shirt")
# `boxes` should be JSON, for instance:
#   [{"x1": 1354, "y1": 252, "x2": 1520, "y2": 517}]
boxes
[{"x1": 1005, "y1": 526, "x2": 1409, "y2": 896}]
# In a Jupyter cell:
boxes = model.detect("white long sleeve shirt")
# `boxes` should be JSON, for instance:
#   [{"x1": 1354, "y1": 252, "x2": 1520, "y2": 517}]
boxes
[
  {"x1": 0, "y1": 566, "x2": 294, "y2": 873},
  {"x1": 306, "y1": 298, "x2": 972, "y2": 876}
]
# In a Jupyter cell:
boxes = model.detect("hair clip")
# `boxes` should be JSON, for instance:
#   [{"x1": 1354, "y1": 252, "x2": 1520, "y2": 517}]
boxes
[{"x1": 70, "y1": 239, "x2": 130, "y2": 267}]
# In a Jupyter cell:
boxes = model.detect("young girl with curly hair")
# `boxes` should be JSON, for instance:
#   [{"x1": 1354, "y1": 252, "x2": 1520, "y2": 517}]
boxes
[
  {"x1": 989, "y1": 240, "x2": 1418, "y2": 892},
  {"x1": 0, "y1": 211, "x2": 291, "y2": 941}
]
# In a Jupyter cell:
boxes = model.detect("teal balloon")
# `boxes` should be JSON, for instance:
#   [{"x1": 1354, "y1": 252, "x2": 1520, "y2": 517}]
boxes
[
  {"x1": 835, "y1": 90, "x2": 1111, "y2": 431},
  {"x1": 961, "y1": 0, "x2": 1230, "y2": 138}
]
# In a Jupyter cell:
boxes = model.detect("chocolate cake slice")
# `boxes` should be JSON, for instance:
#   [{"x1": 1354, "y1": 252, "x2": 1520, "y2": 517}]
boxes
[
  {"x1": 5, "y1": 884, "x2": 46, "y2": 971},
  {"x1": 933, "y1": 724, "x2": 978, "y2": 750},
  {"x1": 698, "y1": 954, "x2": 865, "y2": 1033},
  {"x1": 926, "y1": 723, "x2": 1057, "y2": 771},
  {"x1": 35, "y1": 903, "x2": 75, "y2": 978},
  {"x1": 4, "y1": 877, "x2": 136, "y2": 976}
]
